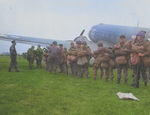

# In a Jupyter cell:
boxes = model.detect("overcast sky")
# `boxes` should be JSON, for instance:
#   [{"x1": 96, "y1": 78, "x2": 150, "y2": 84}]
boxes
[{"x1": 0, "y1": 0, "x2": 150, "y2": 53}]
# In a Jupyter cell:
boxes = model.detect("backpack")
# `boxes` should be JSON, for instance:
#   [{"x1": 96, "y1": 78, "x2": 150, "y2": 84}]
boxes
[
  {"x1": 115, "y1": 56, "x2": 127, "y2": 65},
  {"x1": 101, "y1": 62, "x2": 109, "y2": 69},
  {"x1": 108, "y1": 59, "x2": 116, "y2": 67},
  {"x1": 114, "y1": 48, "x2": 130, "y2": 56},
  {"x1": 130, "y1": 54, "x2": 140, "y2": 65},
  {"x1": 100, "y1": 53, "x2": 110, "y2": 62},
  {"x1": 131, "y1": 45, "x2": 145, "y2": 53}
]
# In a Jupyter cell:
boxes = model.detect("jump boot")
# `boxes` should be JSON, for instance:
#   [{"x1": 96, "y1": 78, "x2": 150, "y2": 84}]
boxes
[
  {"x1": 136, "y1": 81, "x2": 139, "y2": 88},
  {"x1": 144, "y1": 82, "x2": 147, "y2": 87},
  {"x1": 124, "y1": 80, "x2": 128, "y2": 84},
  {"x1": 8, "y1": 68, "x2": 11, "y2": 72}
]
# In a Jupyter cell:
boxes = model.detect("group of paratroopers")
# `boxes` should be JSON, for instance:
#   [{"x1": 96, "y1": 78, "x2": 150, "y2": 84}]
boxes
[{"x1": 18, "y1": 31, "x2": 150, "y2": 88}]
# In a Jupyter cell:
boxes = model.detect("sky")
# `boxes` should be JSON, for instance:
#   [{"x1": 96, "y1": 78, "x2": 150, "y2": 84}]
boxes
[{"x1": 0, "y1": 0, "x2": 150, "y2": 54}]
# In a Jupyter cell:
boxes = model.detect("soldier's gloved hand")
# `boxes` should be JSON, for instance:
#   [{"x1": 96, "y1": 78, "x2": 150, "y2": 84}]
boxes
[{"x1": 138, "y1": 53, "x2": 144, "y2": 57}]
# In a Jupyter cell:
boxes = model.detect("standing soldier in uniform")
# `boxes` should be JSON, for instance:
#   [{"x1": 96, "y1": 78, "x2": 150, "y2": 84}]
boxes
[
  {"x1": 107, "y1": 47, "x2": 115, "y2": 81},
  {"x1": 113, "y1": 35, "x2": 129, "y2": 84},
  {"x1": 8, "y1": 40, "x2": 20, "y2": 72},
  {"x1": 58, "y1": 44, "x2": 66, "y2": 73},
  {"x1": 81, "y1": 41, "x2": 92, "y2": 78},
  {"x1": 64, "y1": 47, "x2": 68, "y2": 74},
  {"x1": 76, "y1": 41, "x2": 83, "y2": 77},
  {"x1": 94, "y1": 46, "x2": 114, "y2": 82},
  {"x1": 27, "y1": 46, "x2": 35, "y2": 69},
  {"x1": 43, "y1": 46, "x2": 50, "y2": 70},
  {"x1": 69, "y1": 42, "x2": 78, "y2": 76},
  {"x1": 77, "y1": 41, "x2": 91, "y2": 78},
  {"x1": 47, "y1": 45, "x2": 53, "y2": 71},
  {"x1": 35, "y1": 45, "x2": 43, "y2": 69},
  {"x1": 93, "y1": 42, "x2": 104, "y2": 80},
  {"x1": 49, "y1": 41, "x2": 60, "y2": 73},
  {"x1": 131, "y1": 31, "x2": 149, "y2": 88}
]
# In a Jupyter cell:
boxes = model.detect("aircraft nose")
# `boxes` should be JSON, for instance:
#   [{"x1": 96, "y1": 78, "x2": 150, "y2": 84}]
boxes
[{"x1": 88, "y1": 29, "x2": 99, "y2": 43}]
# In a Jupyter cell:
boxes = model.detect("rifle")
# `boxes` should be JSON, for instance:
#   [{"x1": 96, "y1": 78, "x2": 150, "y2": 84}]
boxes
[{"x1": 135, "y1": 64, "x2": 141, "y2": 88}]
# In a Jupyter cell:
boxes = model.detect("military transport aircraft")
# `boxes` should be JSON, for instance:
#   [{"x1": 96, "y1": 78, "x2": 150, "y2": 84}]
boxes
[{"x1": 0, "y1": 23, "x2": 150, "y2": 52}]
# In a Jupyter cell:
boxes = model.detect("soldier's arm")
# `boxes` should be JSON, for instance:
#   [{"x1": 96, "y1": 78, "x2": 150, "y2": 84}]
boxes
[
  {"x1": 112, "y1": 43, "x2": 121, "y2": 51},
  {"x1": 143, "y1": 49, "x2": 150, "y2": 56},
  {"x1": 123, "y1": 41, "x2": 132, "y2": 50},
  {"x1": 85, "y1": 47, "x2": 92, "y2": 55},
  {"x1": 143, "y1": 41, "x2": 150, "y2": 56}
]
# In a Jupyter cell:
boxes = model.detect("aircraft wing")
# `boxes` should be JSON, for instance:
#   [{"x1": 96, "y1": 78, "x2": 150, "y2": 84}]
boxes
[
  {"x1": 0, "y1": 34, "x2": 73, "y2": 49},
  {"x1": 0, "y1": 33, "x2": 116, "y2": 52}
]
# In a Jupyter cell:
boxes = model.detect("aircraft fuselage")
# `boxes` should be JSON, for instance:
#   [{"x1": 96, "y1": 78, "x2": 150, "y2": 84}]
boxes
[{"x1": 88, "y1": 24, "x2": 150, "y2": 44}]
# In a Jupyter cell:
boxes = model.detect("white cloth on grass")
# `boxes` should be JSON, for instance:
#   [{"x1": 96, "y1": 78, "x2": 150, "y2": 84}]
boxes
[{"x1": 117, "y1": 92, "x2": 140, "y2": 101}]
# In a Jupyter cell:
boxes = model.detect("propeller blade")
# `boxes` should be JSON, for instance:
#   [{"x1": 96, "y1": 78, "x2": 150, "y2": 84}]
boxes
[{"x1": 80, "y1": 29, "x2": 85, "y2": 36}]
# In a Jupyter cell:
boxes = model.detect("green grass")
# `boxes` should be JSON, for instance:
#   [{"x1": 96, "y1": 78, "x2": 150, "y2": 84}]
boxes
[{"x1": 0, "y1": 56, "x2": 150, "y2": 115}]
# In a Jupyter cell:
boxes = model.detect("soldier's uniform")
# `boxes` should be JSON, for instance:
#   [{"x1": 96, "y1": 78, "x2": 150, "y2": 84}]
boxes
[
  {"x1": 58, "y1": 44, "x2": 67, "y2": 73},
  {"x1": 93, "y1": 42, "x2": 104, "y2": 80},
  {"x1": 148, "y1": 68, "x2": 150, "y2": 79},
  {"x1": 82, "y1": 45, "x2": 91, "y2": 77},
  {"x1": 8, "y1": 40, "x2": 20, "y2": 72},
  {"x1": 64, "y1": 47, "x2": 68, "y2": 74},
  {"x1": 113, "y1": 35, "x2": 129, "y2": 84},
  {"x1": 69, "y1": 43, "x2": 78, "y2": 75},
  {"x1": 36, "y1": 45, "x2": 43, "y2": 69},
  {"x1": 27, "y1": 46, "x2": 35, "y2": 69},
  {"x1": 76, "y1": 41, "x2": 83, "y2": 77},
  {"x1": 49, "y1": 41, "x2": 60, "y2": 73},
  {"x1": 47, "y1": 45, "x2": 53, "y2": 71},
  {"x1": 105, "y1": 48, "x2": 115, "y2": 82},
  {"x1": 93, "y1": 53, "x2": 104, "y2": 80},
  {"x1": 132, "y1": 31, "x2": 149, "y2": 88},
  {"x1": 43, "y1": 47, "x2": 49, "y2": 70},
  {"x1": 77, "y1": 41, "x2": 91, "y2": 78},
  {"x1": 109, "y1": 66, "x2": 114, "y2": 80},
  {"x1": 97, "y1": 47, "x2": 115, "y2": 82}
]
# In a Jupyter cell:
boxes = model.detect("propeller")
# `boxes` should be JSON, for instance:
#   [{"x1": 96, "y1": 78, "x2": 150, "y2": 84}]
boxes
[
  {"x1": 74, "y1": 29, "x2": 85, "y2": 42},
  {"x1": 80, "y1": 29, "x2": 85, "y2": 36}
]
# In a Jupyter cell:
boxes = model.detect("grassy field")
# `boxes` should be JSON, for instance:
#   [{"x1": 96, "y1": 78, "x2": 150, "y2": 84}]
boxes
[{"x1": 0, "y1": 56, "x2": 150, "y2": 115}]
